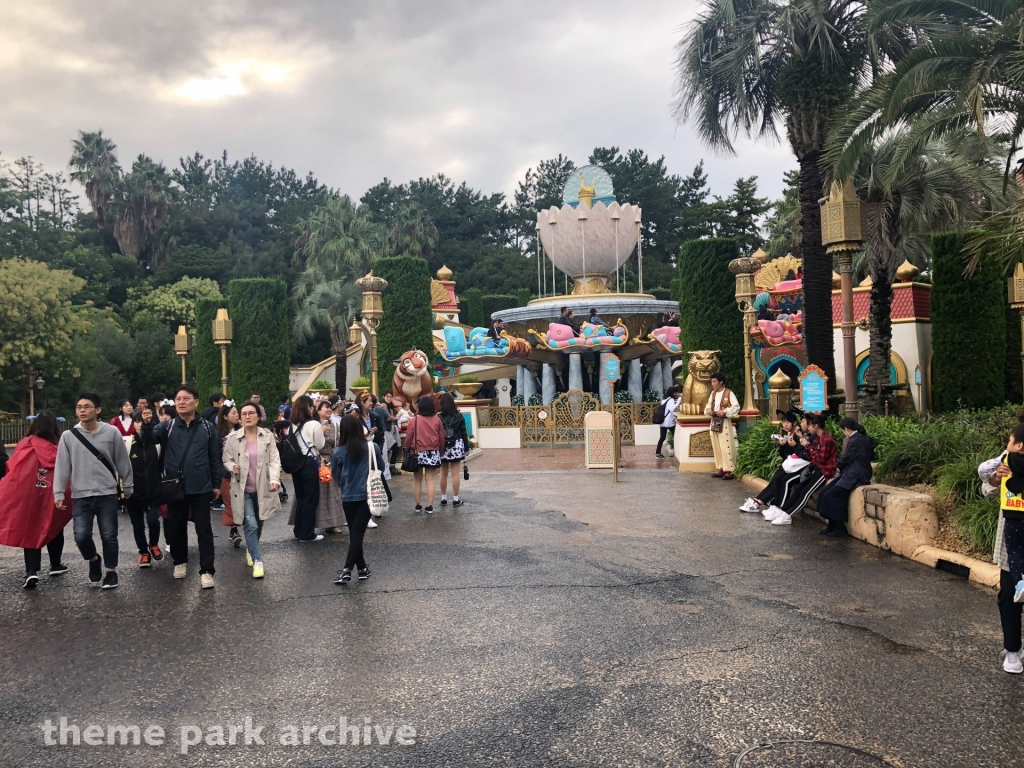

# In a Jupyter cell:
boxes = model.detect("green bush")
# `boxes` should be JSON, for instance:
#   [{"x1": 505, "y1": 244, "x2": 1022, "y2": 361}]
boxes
[
  {"x1": 375, "y1": 256, "x2": 436, "y2": 388},
  {"x1": 458, "y1": 374, "x2": 480, "y2": 384},
  {"x1": 511, "y1": 394, "x2": 525, "y2": 406},
  {"x1": 465, "y1": 287, "x2": 484, "y2": 328},
  {"x1": 677, "y1": 238, "x2": 744, "y2": 403},
  {"x1": 517, "y1": 287, "x2": 531, "y2": 307},
  {"x1": 931, "y1": 232, "x2": 1005, "y2": 411},
  {"x1": 736, "y1": 419, "x2": 785, "y2": 479},
  {"x1": 351, "y1": 376, "x2": 371, "y2": 388},
  {"x1": 527, "y1": 393, "x2": 543, "y2": 406},
  {"x1": 648, "y1": 286, "x2": 671, "y2": 301},
  {"x1": 614, "y1": 390, "x2": 634, "y2": 403},
  {"x1": 194, "y1": 297, "x2": 224, "y2": 401},
  {"x1": 227, "y1": 278, "x2": 290, "y2": 404},
  {"x1": 1007, "y1": 303, "x2": 1023, "y2": 403},
  {"x1": 482, "y1": 294, "x2": 518, "y2": 321},
  {"x1": 309, "y1": 379, "x2": 333, "y2": 390},
  {"x1": 643, "y1": 389, "x2": 661, "y2": 402}
]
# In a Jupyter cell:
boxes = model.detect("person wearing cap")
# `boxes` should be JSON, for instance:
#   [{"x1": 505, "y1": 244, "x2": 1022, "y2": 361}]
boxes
[{"x1": 738, "y1": 410, "x2": 806, "y2": 513}]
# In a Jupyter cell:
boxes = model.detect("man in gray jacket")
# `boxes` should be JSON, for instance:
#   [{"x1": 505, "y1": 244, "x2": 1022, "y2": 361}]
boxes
[{"x1": 54, "y1": 393, "x2": 133, "y2": 590}]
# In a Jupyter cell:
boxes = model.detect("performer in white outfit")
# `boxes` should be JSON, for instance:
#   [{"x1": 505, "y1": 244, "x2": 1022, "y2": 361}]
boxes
[{"x1": 704, "y1": 372, "x2": 740, "y2": 479}]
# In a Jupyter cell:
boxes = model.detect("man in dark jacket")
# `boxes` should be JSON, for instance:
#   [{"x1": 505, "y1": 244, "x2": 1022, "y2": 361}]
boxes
[
  {"x1": 200, "y1": 393, "x2": 224, "y2": 423},
  {"x1": 141, "y1": 385, "x2": 222, "y2": 589}
]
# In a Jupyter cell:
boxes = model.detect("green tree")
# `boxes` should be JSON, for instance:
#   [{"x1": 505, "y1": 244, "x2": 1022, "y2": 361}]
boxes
[
  {"x1": 765, "y1": 170, "x2": 801, "y2": 258},
  {"x1": 464, "y1": 287, "x2": 484, "y2": 328},
  {"x1": 108, "y1": 154, "x2": 175, "y2": 262},
  {"x1": 374, "y1": 256, "x2": 435, "y2": 388},
  {"x1": 677, "y1": 239, "x2": 745, "y2": 402},
  {"x1": 387, "y1": 203, "x2": 439, "y2": 259},
  {"x1": 69, "y1": 130, "x2": 120, "y2": 229},
  {"x1": 709, "y1": 176, "x2": 771, "y2": 256},
  {"x1": 228, "y1": 279, "x2": 290, "y2": 404},
  {"x1": 675, "y1": 0, "x2": 864, "y2": 389},
  {"x1": 123, "y1": 277, "x2": 223, "y2": 332},
  {"x1": 155, "y1": 244, "x2": 234, "y2": 287}
]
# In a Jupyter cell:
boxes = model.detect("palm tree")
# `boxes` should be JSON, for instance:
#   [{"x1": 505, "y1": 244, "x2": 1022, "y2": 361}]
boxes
[
  {"x1": 293, "y1": 195, "x2": 388, "y2": 389},
  {"x1": 108, "y1": 155, "x2": 175, "y2": 262},
  {"x1": 387, "y1": 203, "x2": 439, "y2": 259},
  {"x1": 674, "y1": 0, "x2": 865, "y2": 391},
  {"x1": 69, "y1": 130, "x2": 121, "y2": 229},
  {"x1": 849, "y1": 129, "x2": 1011, "y2": 412}
]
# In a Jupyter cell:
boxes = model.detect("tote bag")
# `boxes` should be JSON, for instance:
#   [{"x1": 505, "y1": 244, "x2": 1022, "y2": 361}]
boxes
[{"x1": 367, "y1": 444, "x2": 389, "y2": 517}]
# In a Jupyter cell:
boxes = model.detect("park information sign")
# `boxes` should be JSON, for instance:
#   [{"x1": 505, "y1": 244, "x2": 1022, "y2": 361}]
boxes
[
  {"x1": 603, "y1": 354, "x2": 620, "y2": 383},
  {"x1": 799, "y1": 364, "x2": 828, "y2": 414}
]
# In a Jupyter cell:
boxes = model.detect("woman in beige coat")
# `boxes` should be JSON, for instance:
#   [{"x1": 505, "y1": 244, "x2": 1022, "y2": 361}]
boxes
[{"x1": 222, "y1": 401, "x2": 281, "y2": 579}]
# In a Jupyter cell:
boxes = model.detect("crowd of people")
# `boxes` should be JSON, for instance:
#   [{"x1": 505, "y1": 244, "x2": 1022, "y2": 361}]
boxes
[{"x1": 0, "y1": 384, "x2": 469, "y2": 592}]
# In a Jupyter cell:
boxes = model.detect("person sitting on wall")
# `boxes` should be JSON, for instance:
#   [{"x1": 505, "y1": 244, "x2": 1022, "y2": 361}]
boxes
[
  {"x1": 762, "y1": 413, "x2": 836, "y2": 526},
  {"x1": 738, "y1": 410, "x2": 807, "y2": 513},
  {"x1": 815, "y1": 417, "x2": 876, "y2": 537}
]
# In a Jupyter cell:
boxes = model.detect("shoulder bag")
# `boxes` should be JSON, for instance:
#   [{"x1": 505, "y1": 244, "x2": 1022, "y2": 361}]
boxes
[
  {"x1": 157, "y1": 421, "x2": 201, "y2": 504},
  {"x1": 401, "y1": 417, "x2": 420, "y2": 473},
  {"x1": 367, "y1": 444, "x2": 389, "y2": 517},
  {"x1": 70, "y1": 428, "x2": 125, "y2": 502}
]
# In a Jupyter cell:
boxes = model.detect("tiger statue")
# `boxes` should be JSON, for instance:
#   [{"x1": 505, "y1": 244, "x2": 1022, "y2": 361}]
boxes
[
  {"x1": 679, "y1": 350, "x2": 722, "y2": 415},
  {"x1": 392, "y1": 348, "x2": 433, "y2": 410}
]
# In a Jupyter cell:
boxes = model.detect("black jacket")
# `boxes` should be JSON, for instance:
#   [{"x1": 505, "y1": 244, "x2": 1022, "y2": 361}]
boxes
[
  {"x1": 0, "y1": 442, "x2": 8, "y2": 480},
  {"x1": 126, "y1": 436, "x2": 161, "y2": 507},
  {"x1": 142, "y1": 415, "x2": 221, "y2": 496},
  {"x1": 834, "y1": 431, "x2": 875, "y2": 490},
  {"x1": 440, "y1": 411, "x2": 469, "y2": 449}
]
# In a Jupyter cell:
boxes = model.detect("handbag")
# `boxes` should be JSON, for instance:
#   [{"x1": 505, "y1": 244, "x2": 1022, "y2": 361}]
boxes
[
  {"x1": 710, "y1": 415, "x2": 724, "y2": 433},
  {"x1": 463, "y1": 463, "x2": 469, "y2": 481},
  {"x1": 69, "y1": 428, "x2": 125, "y2": 502},
  {"x1": 401, "y1": 417, "x2": 420, "y2": 472},
  {"x1": 157, "y1": 420, "x2": 201, "y2": 504},
  {"x1": 367, "y1": 444, "x2": 389, "y2": 517},
  {"x1": 782, "y1": 455, "x2": 811, "y2": 473}
]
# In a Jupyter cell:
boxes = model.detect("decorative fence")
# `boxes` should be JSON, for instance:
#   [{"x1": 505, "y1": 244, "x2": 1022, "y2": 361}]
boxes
[
  {"x1": 1, "y1": 420, "x2": 69, "y2": 445},
  {"x1": 478, "y1": 392, "x2": 657, "y2": 447}
]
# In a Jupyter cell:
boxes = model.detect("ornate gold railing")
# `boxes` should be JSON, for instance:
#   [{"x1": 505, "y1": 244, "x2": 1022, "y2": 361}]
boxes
[{"x1": 478, "y1": 393, "x2": 656, "y2": 446}]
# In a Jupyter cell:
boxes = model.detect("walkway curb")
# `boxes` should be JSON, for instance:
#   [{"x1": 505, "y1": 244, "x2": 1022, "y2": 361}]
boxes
[{"x1": 740, "y1": 475, "x2": 998, "y2": 590}]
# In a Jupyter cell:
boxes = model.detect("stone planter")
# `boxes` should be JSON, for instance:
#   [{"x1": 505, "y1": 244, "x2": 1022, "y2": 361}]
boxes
[
  {"x1": 308, "y1": 388, "x2": 337, "y2": 399},
  {"x1": 452, "y1": 382, "x2": 483, "y2": 398},
  {"x1": 350, "y1": 386, "x2": 370, "y2": 399}
]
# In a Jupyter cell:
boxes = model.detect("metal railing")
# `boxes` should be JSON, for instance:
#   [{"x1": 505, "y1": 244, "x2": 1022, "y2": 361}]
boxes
[
  {"x1": 477, "y1": 394, "x2": 657, "y2": 447},
  {"x1": 1, "y1": 420, "x2": 69, "y2": 446}
]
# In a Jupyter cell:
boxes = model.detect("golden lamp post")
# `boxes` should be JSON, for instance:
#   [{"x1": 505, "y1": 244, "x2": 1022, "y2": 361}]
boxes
[
  {"x1": 174, "y1": 325, "x2": 190, "y2": 386},
  {"x1": 1009, "y1": 263, "x2": 1024, "y2": 400},
  {"x1": 820, "y1": 179, "x2": 865, "y2": 421},
  {"x1": 729, "y1": 255, "x2": 764, "y2": 421},
  {"x1": 212, "y1": 308, "x2": 234, "y2": 395},
  {"x1": 353, "y1": 272, "x2": 388, "y2": 397}
]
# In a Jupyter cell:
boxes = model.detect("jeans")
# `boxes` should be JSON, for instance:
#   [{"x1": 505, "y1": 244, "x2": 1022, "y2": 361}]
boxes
[
  {"x1": 243, "y1": 492, "x2": 265, "y2": 562},
  {"x1": 24, "y1": 530, "x2": 64, "y2": 575},
  {"x1": 166, "y1": 492, "x2": 215, "y2": 575},
  {"x1": 999, "y1": 567, "x2": 1023, "y2": 653},
  {"x1": 342, "y1": 500, "x2": 371, "y2": 570},
  {"x1": 1004, "y1": 517, "x2": 1024, "y2": 575},
  {"x1": 656, "y1": 427, "x2": 670, "y2": 454},
  {"x1": 72, "y1": 495, "x2": 120, "y2": 568},
  {"x1": 127, "y1": 503, "x2": 161, "y2": 553},
  {"x1": 291, "y1": 457, "x2": 321, "y2": 540}
]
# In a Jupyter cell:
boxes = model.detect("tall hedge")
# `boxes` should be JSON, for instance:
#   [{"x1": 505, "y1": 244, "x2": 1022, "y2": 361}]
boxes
[
  {"x1": 677, "y1": 238, "x2": 744, "y2": 402},
  {"x1": 932, "y1": 232, "x2": 1005, "y2": 411},
  {"x1": 1007, "y1": 303, "x2": 1023, "y2": 404},
  {"x1": 465, "y1": 287, "x2": 484, "y2": 328},
  {"x1": 375, "y1": 256, "x2": 436, "y2": 389},
  {"x1": 227, "y1": 278, "x2": 290, "y2": 405},
  {"x1": 194, "y1": 297, "x2": 225, "y2": 401},
  {"x1": 483, "y1": 294, "x2": 518, "y2": 321},
  {"x1": 517, "y1": 287, "x2": 532, "y2": 307}
]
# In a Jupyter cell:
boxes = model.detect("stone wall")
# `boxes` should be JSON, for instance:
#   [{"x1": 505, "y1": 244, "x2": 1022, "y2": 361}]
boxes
[{"x1": 848, "y1": 485, "x2": 938, "y2": 559}]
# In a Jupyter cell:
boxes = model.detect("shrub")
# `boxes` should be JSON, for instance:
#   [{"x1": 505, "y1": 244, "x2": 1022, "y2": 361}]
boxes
[
  {"x1": 614, "y1": 390, "x2": 634, "y2": 403},
  {"x1": 677, "y1": 238, "x2": 744, "y2": 403},
  {"x1": 482, "y1": 294, "x2": 518, "y2": 321},
  {"x1": 736, "y1": 419, "x2": 784, "y2": 479},
  {"x1": 511, "y1": 394, "x2": 525, "y2": 406},
  {"x1": 465, "y1": 287, "x2": 484, "y2": 328},
  {"x1": 517, "y1": 287, "x2": 531, "y2": 307},
  {"x1": 351, "y1": 376, "x2": 371, "y2": 388},
  {"x1": 528, "y1": 394, "x2": 543, "y2": 406},
  {"x1": 643, "y1": 389, "x2": 661, "y2": 402},
  {"x1": 309, "y1": 379, "x2": 333, "y2": 390},
  {"x1": 458, "y1": 374, "x2": 480, "y2": 384},
  {"x1": 931, "y1": 232, "x2": 1005, "y2": 411},
  {"x1": 375, "y1": 256, "x2": 436, "y2": 388},
  {"x1": 648, "y1": 286, "x2": 671, "y2": 301},
  {"x1": 194, "y1": 297, "x2": 225, "y2": 401},
  {"x1": 227, "y1": 279, "x2": 290, "y2": 404}
]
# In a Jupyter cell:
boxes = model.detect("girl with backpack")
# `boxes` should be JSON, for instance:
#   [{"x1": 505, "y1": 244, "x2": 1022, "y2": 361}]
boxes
[
  {"x1": 125, "y1": 408, "x2": 164, "y2": 568},
  {"x1": 332, "y1": 415, "x2": 385, "y2": 583},
  {"x1": 655, "y1": 385, "x2": 682, "y2": 460},
  {"x1": 438, "y1": 392, "x2": 469, "y2": 508},
  {"x1": 404, "y1": 396, "x2": 445, "y2": 514},
  {"x1": 289, "y1": 399, "x2": 346, "y2": 534},
  {"x1": 289, "y1": 395, "x2": 325, "y2": 542}
]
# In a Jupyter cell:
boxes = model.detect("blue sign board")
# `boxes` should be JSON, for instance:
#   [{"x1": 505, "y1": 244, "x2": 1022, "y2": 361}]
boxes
[
  {"x1": 603, "y1": 355, "x2": 621, "y2": 382},
  {"x1": 800, "y1": 367, "x2": 828, "y2": 413},
  {"x1": 914, "y1": 366, "x2": 922, "y2": 386}
]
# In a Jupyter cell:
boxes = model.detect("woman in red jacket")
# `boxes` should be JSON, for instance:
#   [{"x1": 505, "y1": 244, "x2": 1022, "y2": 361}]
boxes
[
  {"x1": 0, "y1": 411, "x2": 72, "y2": 589},
  {"x1": 109, "y1": 399, "x2": 136, "y2": 437},
  {"x1": 405, "y1": 396, "x2": 445, "y2": 514}
]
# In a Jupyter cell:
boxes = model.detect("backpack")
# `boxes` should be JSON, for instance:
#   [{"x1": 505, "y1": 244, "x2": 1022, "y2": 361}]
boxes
[
  {"x1": 442, "y1": 414, "x2": 458, "y2": 449},
  {"x1": 652, "y1": 399, "x2": 668, "y2": 425},
  {"x1": 276, "y1": 422, "x2": 313, "y2": 475}
]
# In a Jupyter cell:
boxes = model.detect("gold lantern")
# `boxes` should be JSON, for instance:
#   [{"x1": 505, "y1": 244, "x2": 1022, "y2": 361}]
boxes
[
  {"x1": 354, "y1": 272, "x2": 389, "y2": 397},
  {"x1": 174, "y1": 325, "x2": 190, "y2": 386},
  {"x1": 212, "y1": 308, "x2": 233, "y2": 395},
  {"x1": 1009, "y1": 263, "x2": 1024, "y2": 402}
]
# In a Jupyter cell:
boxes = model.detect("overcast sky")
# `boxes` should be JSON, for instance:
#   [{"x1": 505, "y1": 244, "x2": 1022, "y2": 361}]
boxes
[{"x1": 1, "y1": 0, "x2": 794, "y2": 208}]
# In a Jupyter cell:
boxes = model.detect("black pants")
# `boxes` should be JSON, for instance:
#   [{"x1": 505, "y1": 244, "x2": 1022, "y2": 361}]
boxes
[
  {"x1": 999, "y1": 567, "x2": 1023, "y2": 653},
  {"x1": 1004, "y1": 517, "x2": 1024, "y2": 575},
  {"x1": 388, "y1": 438, "x2": 401, "y2": 466},
  {"x1": 817, "y1": 480, "x2": 853, "y2": 523},
  {"x1": 756, "y1": 467, "x2": 800, "y2": 506},
  {"x1": 127, "y1": 502, "x2": 161, "y2": 553},
  {"x1": 342, "y1": 500, "x2": 371, "y2": 570},
  {"x1": 24, "y1": 530, "x2": 64, "y2": 575},
  {"x1": 291, "y1": 457, "x2": 321, "y2": 540},
  {"x1": 778, "y1": 468, "x2": 827, "y2": 515},
  {"x1": 656, "y1": 427, "x2": 670, "y2": 454},
  {"x1": 166, "y1": 492, "x2": 215, "y2": 575}
]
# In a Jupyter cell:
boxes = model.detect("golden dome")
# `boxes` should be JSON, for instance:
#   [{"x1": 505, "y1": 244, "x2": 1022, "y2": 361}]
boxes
[
  {"x1": 858, "y1": 274, "x2": 873, "y2": 288},
  {"x1": 832, "y1": 271, "x2": 842, "y2": 289},
  {"x1": 895, "y1": 259, "x2": 920, "y2": 281},
  {"x1": 436, "y1": 264, "x2": 453, "y2": 281},
  {"x1": 768, "y1": 368, "x2": 792, "y2": 389},
  {"x1": 752, "y1": 248, "x2": 769, "y2": 264}
]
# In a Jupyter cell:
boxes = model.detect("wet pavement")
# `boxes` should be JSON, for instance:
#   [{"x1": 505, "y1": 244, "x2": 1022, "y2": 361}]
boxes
[{"x1": 0, "y1": 462, "x2": 1020, "y2": 767}]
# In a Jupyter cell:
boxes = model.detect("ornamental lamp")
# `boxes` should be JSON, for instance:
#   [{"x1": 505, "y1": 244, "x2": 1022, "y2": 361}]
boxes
[
  {"x1": 212, "y1": 308, "x2": 233, "y2": 346},
  {"x1": 34, "y1": 375, "x2": 44, "y2": 390},
  {"x1": 355, "y1": 272, "x2": 388, "y2": 330},
  {"x1": 349, "y1": 318, "x2": 363, "y2": 346},
  {"x1": 174, "y1": 325, "x2": 190, "y2": 356},
  {"x1": 1009, "y1": 263, "x2": 1024, "y2": 402}
]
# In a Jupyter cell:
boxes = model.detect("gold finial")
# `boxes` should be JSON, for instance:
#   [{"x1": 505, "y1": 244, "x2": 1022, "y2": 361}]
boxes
[
  {"x1": 437, "y1": 264, "x2": 453, "y2": 281},
  {"x1": 577, "y1": 170, "x2": 596, "y2": 208},
  {"x1": 768, "y1": 368, "x2": 792, "y2": 389},
  {"x1": 895, "y1": 259, "x2": 919, "y2": 282},
  {"x1": 752, "y1": 248, "x2": 769, "y2": 264}
]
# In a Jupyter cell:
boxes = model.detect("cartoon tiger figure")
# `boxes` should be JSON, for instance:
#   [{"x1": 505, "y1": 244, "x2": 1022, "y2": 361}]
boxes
[
  {"x1": 392, "y1": 348, "x2": 433, "y2": 410},
  {"x1": 680, "y1": 350, "x2": 722, "y2": 415}
]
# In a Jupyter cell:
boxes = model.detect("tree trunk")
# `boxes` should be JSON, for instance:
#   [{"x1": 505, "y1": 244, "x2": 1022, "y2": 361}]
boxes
[
  {"x1": 328, "y1": 320, "x2": 348, "y2": 397},
  {"x1": 796, "y1": 151, "x2": 837, "y2": 393},
  {"x1": 864, "y1": 198, "x2": 901, "y2": 415}
]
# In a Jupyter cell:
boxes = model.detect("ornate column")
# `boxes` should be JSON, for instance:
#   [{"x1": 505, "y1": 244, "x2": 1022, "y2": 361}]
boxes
[
  {"x1": 728, "y1": 256, "x2": 762, "y2": 427},
  {"x1": 516, "y1": 367, "x2": 525, "y2": 401},
  {"x1": 662, "y1": 361, "x2": 674, "y2": 393},
  {"x1": 628, "y1": 358, "x2": 643, "y2": 403},
  {"x1": 598, "y1": 354, "x2": 612, "y2": 403},
  {"x1": 568, "y1": 353, "x2": 583, "y2": 391},
  {"x1": 649, "y1": 361, "x2": 664, "y2": 399},
  {"x1": 542, "y1": 364, "x2": 556, "y2": 405},
  {"x1": 522, "y1": 367, "x2": 537, "y2": 402}
]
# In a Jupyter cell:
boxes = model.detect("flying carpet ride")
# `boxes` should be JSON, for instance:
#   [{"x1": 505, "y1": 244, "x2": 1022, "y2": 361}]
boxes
[
  {"x1": 438, "y1": 327, "x2": 533, "y2": 363},
  {"x1": 527, "y1": 320, "x2": 628, "y2": 351}
]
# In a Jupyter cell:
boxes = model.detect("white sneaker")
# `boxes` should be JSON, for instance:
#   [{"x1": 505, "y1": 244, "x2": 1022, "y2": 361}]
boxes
[
  {"x1": 173, "y1": 564, "x2": 187, "y2": 579},
  {"x1": 367, "y1": 519, "x2": 378, "y2": 528},
  {"x1": 771, "y1": 512, "x2": 793, "y2": 526},
  {"x1": 739, "y1": 498, "x2": 761, "y2": 513},
  {"x1": 1003, "y1": 649, "x2": 1023, "y2": 674},
  {"x1": 200, "y1": 573, "x2": 215, "y2": 589},
  {"x1": 763, "y1": 505, "x2": 784, "y2": 520}
]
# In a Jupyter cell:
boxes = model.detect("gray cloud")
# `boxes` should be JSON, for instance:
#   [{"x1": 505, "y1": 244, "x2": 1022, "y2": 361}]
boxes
[{"x1": 0, "y1": 0, "x2": 794, "y2": 207}]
